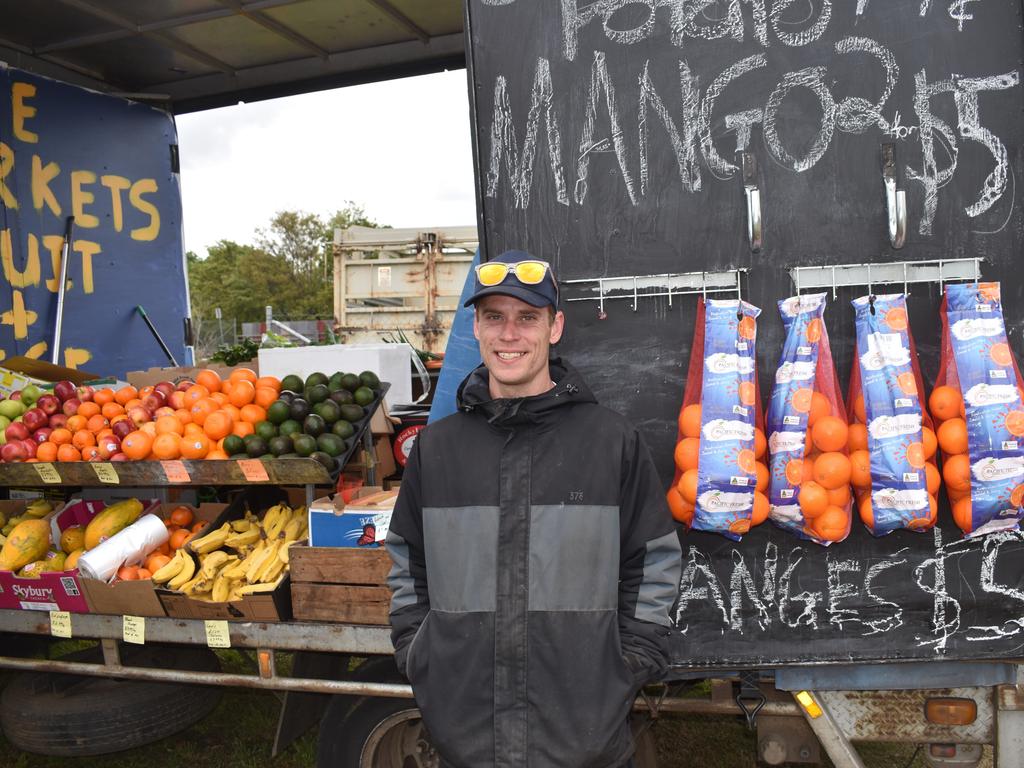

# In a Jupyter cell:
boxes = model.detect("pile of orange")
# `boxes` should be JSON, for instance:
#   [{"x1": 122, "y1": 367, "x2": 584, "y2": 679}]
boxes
[
  {"x1": 850, "y1": 389, "x2": 940, "y2": 532},
  {"x1": 783, "y1": 389, "x2": 851, "y2": 542},
  {"x1": 34, "y1": 368, "x2": 281, "y2": 463},
  {"x1": 666, "y1": 403, "x2": 770, "y2": 535},
  {"x1": 116, "y1": 505, "x2": 205, "y2": 581},
  {"x1": 928, "y1": 385, "x2": 973, "y2": 532}
]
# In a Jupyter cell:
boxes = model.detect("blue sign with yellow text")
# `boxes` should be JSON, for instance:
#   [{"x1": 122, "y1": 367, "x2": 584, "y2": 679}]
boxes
[{"x1": 0, "y1": 65, "x2": 188, "y2": 376}]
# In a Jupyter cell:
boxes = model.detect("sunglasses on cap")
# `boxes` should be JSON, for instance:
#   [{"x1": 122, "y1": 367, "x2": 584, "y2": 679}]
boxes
[{"x1": 475, "y1": 259, "x2": 555, "y2": 288}]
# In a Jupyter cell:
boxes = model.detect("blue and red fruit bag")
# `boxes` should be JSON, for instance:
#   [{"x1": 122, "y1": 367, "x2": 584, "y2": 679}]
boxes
[
  {"x1": 847, "y1": 294, "x2": 939, "y2": 535},
  {"x1": 933, "y1": 282, "x2": 1024, "y2": 537},
  {"x1": 668, "y1": 298, "x2": 767, "y2": 539},
  {"x1": 766, "y1": 293, "x2": 852, "y2": 545}
]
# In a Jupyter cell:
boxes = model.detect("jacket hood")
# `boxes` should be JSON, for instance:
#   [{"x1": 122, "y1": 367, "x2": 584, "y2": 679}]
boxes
[{"x1": 455, "y1": 356, "x2": 596, "y2": 426}]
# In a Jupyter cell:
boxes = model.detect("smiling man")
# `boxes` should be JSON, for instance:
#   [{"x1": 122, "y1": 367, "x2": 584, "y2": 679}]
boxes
[{"x1": 386, "y1": 250, "x2": 682, "y2": 768}]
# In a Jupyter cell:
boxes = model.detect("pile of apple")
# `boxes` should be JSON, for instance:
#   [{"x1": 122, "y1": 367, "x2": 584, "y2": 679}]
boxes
[{"x1": 0, "y1": 379, "x2": 185, "y2": 462}]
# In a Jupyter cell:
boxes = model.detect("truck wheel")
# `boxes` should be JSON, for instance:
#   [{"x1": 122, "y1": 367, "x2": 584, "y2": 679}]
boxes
[
  {"x1": 0, "y1": 644, "x2": 222, "y2": 757},
  {"x1": 318, "y1": 695, "x2": 657, "y2": 768}
]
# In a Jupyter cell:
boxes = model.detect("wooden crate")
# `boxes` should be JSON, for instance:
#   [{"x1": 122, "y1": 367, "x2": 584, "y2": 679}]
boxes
[{"x1": 289, "y1": 546, "x2": 392, "y2": 625}]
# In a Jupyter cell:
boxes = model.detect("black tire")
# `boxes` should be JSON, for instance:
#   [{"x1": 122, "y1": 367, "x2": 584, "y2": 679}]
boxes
[
  {"x1": 319, "y1": 693, "x2": 658, "y2": 768},
  {"x1": 0, "y1": 643, "x2": 222, "y2": 757}
]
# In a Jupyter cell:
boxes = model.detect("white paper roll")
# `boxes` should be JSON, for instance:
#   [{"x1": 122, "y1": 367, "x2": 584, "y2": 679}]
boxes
[{"x1": 78, "y1": 514, "x2": 170, "y2": 583}]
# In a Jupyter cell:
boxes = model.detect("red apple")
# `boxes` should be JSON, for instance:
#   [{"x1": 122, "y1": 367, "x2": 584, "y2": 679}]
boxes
[
  {"x1": 22, "y1": 408, "x2": 47, "y2": 432},
  {"x1": 1, "y1": 442, "x2": 27, "y2": 462},
  {"x1": 111, "y1": 420, "x2": 133, "y2": 440},
  {"x1": 142, "y1": 392, "x2": 165, "y2": 412},
  {"x1": 33, "y1": 427, "x2": 53, "y2": 444},
  {"x1": 62, "y1": 397, "x2": 81, "y2": 416},
  {"x1": 75, "y1": 385, "x2": 95, "y2": 402},
  {"x1": 168, "y1": 391, "x2": 186, "y2": 410},
  {"x1": 48, "y1": 413, "x2": 68, "y2": 429},
  {"x1": 154, "y1": 406, "x2": 176, "y2": 419},
  {"x1": 6, "y1": 422, "x2": 30, "y2": 442},
  {"x1": 154, "y1": 381, "x2": 176, "y2": 400},
  {"x1": 127, "y1": 405, "x2": 152, "y2": 425},
  {"x1": 97, "y1": 434, "x2": 121, "y2": 459},
  {"x1": 20, "y1": 439, "x2": 36, "y2": 458},
  {"x1": 9, "y1": 390, "x2": 21, "y2": 401},
  {"x1": 36, "y1": 394, "x2": 60, "y2": 416},
  {"x1": 176, "y1": 380, "x2": 194, "y2": 392},
  {"x1": 53, "y1": 380, "x2": 76, "y2": 402},
  {"x1": 110, "y1": 452, "x2": 129, "y2": 462}
]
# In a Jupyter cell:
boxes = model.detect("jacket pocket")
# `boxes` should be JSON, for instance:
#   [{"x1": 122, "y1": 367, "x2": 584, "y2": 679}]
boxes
[{"x1": 404, "y1": 611, "x2": 431, "y2": 682}]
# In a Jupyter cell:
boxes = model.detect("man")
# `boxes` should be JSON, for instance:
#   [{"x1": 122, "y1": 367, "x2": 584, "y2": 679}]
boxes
[{"x1": 386, "y1": 249, "x2": 682, "y2": 767}]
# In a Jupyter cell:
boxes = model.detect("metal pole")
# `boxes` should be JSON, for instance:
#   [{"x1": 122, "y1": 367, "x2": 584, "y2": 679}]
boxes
[
  {"x1": 135, "y1": 305, "x2": 179, "y2": 366},
  {"x1": 51, "y1": 216, "x2": 75, "y2": 364}
]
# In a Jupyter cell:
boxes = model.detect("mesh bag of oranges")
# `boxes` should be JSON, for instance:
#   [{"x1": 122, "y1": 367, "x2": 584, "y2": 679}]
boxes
[
  {"x1": 766, "y1": 294, "x2": 851, "y2": 545},
  {"x1": 847, "y1": 294, "x2": 939, "y2": 535},
  {"x1": 933, "y1": 282, "x2": 1024, "y2": 537},
  {"x1": 667, "y1": 298, "x2": 767, "y2": 540}
]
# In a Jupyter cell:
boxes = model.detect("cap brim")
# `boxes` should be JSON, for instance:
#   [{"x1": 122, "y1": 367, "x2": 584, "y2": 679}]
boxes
[{"x1": 464, "y1": 285, "x2": 553, "y2": 309}]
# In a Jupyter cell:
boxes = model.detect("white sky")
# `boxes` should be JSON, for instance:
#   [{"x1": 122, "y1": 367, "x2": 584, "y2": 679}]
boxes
[{"x1": 175, "y1": 69, "x2": 478, "y2": 258}]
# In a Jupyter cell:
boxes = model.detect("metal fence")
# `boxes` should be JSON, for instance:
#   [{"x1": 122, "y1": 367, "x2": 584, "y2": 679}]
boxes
[{"x1": 191, "y1": 314, "x2": 239, "y2": 361}]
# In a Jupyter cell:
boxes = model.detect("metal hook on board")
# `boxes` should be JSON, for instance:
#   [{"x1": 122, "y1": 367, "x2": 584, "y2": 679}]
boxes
[
  {"x1": 632, "y1": 276, "x2": 639, "y2": 312},
  {"x1": 831, "y1": 266, "x2": 837, "y2": 300},
  {"x1": 937, "y1": 260, "x2": 944, "y2": 298},
  {"x1": 903, "y1": 262, "x2": 909, "y2": 297},
  {"x1": 882, "y1": 143, "x2": 907, "y2": 250},
  {"x1": 740, "y1": 152, "x2": 762, "y2": 253},
  {"x1": 867, "y1": 263, "x2": 876, "y2": 315},
  {"x1": 597, "y1": 278, "x2": 607, "y2": 320},
  {"x1": 665, "y1": 273, "x2": 673, "y2": 309},
  {"x1": 701, "y1": 271, "x2": 707, "y2": 304}
]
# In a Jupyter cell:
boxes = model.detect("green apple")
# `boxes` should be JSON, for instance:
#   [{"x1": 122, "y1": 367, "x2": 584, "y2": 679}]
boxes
[
  {"x1": 20, "y1": 384, "x2": 42, "y2": 406},
  {"x1": 0, "y1": 399, "x2": 25, "y2": 420}
]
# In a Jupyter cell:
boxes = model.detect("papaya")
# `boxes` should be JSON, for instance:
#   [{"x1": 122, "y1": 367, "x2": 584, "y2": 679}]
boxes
[
  {"x1": 60, "y1": 525, "x2": 85, "y2": 554},
  {"x1": 18, "y1": 560, "x2": 47, "y2": 578},
  {"x1": 0, "y1": 519, "x2": 51, "y2": 572},
  {"x1": 44, "y1": 551, "x2": 67, "y2": 572},
  {"x1": 65, "y1": 548, "x2": 84, "y2": 570},
  {"x1": 84, "y1": 498, "x2": 144, "y2": 550}
]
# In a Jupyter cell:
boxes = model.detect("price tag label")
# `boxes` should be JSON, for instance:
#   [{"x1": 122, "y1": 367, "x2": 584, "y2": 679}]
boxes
[
  {"x1": 122, "y1": 615, "x2": 145, "y2": 645},
  {"x1": 237, "y1": 459, "x2": 269, "y2": 482},
  {"x1": 781, "y1": 489, "x2": 795, "y2": 499},
  {"x1": 783, "y1": 415, "x2": 801, "y2": 426},
  {"x1": 204, "y1": 620, "x2": 231, "y2": 648},
  {"x1": 49, "y1": 611, "x2": 72, "y2": 639},
  {"x1": 33, "y1": 463, "x2": 61, "y2": 484},
  {"x1": 161, "y1": 460, "x2": 191, "y2": 484},
  {"x1": 92, "y1": 462, "x2": 120, "y2": 484}
]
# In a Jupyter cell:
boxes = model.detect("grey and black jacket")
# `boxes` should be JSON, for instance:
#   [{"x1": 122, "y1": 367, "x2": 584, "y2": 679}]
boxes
[{"x1": 386, "y1": 358, "x2": 682, "y2": 768}]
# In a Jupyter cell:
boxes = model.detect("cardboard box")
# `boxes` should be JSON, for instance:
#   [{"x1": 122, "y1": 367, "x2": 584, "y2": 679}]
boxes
[
  {"x1": 80, "y1": 502, "x2": 227, "y2": 618},
  {"x1": 0, "y1": 500, "x2": 77, "y2": 612},
  {"x1": 126, "y1": 363, "x2": 249, "y2": 388},
  {"x1": 258, "y1": 343, "x2": 414, "y2": 405},
  {"x1": 0, "y1": 356, "x2": 104, "y2": 397},
  {"x1": 156, "y1": 488, "x2": 293, "y2": 621},
  {"x1": 290, "y1": 544, "x2": 393, "y2": 624},
  {"x1": 308, "y1": 487, "x2": 398, "y2": 548}
]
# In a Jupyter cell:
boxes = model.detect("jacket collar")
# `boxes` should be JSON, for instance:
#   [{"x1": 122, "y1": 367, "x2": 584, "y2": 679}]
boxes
[{"x1": 456, "y1": 356, "x2": 595, "y2": 426}]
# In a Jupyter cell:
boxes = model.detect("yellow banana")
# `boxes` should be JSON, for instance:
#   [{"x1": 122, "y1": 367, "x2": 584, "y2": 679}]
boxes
[
  {"x1": 238, "y1": 580, "x2": 281, "y2": 595},
  {"x1": 245, "y1": 541, "x2": 278, "y2": 583},
  {"x1": 200, "y1": 550, "x2": 230, "y2": 577},
  {"x1": 281, "y1": 517, "x2": 305, "y2": 544},
  {"x1": 259, "y1": 556, "x2": 286, "y2": 584},
  {"x1": 167, "y1": 551, "x2": 196, "y2": 590},
  {"x1": 211, "y1": 573, "x2": 234, "y2": 602},
  {"x1": 230, "y1": 519, "x2": 253, "y2": 533},
  {"x1": 190, "y1": 524, "x2": 230, "y2": 554},
  {"x1": 225, "y1": 527, "x2": 261, "y2": 548},
  {"x1": 152, "y1": 550, "x2": 186, "y2": 584}
]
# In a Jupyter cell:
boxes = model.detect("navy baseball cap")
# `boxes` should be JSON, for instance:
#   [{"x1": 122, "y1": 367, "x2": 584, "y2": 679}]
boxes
[{"x1": 464, "y1": 250, "x2": 559, "y2": 309}]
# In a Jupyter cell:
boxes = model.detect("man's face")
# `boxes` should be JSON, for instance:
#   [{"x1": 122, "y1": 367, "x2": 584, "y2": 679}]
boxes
[{"x1": 473, "y1": 294, "x2": 564, "y2": 399}]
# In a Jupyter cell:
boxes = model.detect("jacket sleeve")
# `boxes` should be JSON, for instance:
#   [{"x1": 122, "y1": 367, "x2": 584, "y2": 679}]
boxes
[
  {"x1": 618, "y1": 427, "x2": 683, "y2": 685},
  {"x1": 385, "y1": 436, "x2": 430, "y2": 678}
]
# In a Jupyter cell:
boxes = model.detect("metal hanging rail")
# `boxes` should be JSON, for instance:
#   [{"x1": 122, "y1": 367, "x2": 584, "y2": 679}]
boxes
[
  {"x1": 561, "y1": 269, "x2": 746, "y2": 318},
  {"x1": 789, "y1": 258, "x2": 984, "y2": 299}
]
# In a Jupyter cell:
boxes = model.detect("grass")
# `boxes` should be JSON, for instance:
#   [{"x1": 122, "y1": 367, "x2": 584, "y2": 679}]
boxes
[{"x1": 0, "y1": 653, "x2": 993, "y2": 767}]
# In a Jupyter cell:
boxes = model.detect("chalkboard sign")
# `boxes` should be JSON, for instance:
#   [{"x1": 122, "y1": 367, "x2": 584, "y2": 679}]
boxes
[{"x1": 465, "y1": 1, "x2": 1024, "y2": 665}]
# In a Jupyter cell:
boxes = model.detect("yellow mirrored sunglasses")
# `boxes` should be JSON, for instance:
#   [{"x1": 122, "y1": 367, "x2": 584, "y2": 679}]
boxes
[{"x1": 475, "y1": 260, "x2": 552, "y2": 287}]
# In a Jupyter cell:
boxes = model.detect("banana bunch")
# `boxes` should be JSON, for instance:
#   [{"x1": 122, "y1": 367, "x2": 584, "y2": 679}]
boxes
[
  {"x1": 167, "y1": 503, "x2": 307, "y2": 602},
  {"x1": 1, "y1": 500, "x2": 53, "y2": 536}
]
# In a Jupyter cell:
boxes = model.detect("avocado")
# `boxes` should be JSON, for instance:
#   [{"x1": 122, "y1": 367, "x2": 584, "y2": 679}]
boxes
[
  {"x1": 245, "y1": 437, "x2": 269, "y2": 458},
  {"x1": 277, "y1": 390, "x2": 296, "y2": 405},
  {"x1": 278, "y1": 419, "x2": 302, "y2": 438},
  {"x1": 303, "y1": 413, "x2": 326, "y2": 438},
  {"x1": 340, "y1": 373, "x2": 361, "y2": 392},
  {"x1": 316, "y1": 432, "x2": 346, "y2": 457},
  {"x1": 281, "y1": 374, "x2": 304, "y2": 394},
  {"x1": 223, "y1": 435, "x2": 245, "y2": 456},
  {"x1": 292, "y1": 434, "x2": 317, "y2": 457},
  {"x1": 268, "y1": 435, "x2": 293, "y2": 457},
  {"x1": 353, "y1": 386, "x2": 375, "y2": 407},
  {"x1": 289, "y1": 398, "x2": 311, "y2": 421},
  {"x1": 328, "y1": 372, "x2": 346, "y2": 392},
  {"x1": 229, "y1": 453, "x2": 249, "y2": 460},
  {"x1": 329, "y1": 389, "x2": 354, "y2": 406},
  {"x1": 305, "y1": 372, "x2": 329, "y2": 389},
  {"x1": 309, "y1": 451, "x2": 336, "y2": 471},
  {"x1": 255, "y1": 420, "x2": 278, "y2": 441},
  {"x1": 340, "y1": 404, "x2": 365, "y2": 423},
  {"x1": 267, "y1": 400, "x2": 291, "y2": 425},
  {"x1": 314, "y1": 400, "x2": 341, "y2": 424},
  {"x1": 331, "y1": 420, "x2": 355, "y2": 440},
  {"x1": 359, "y1": 370, "x2": 381, "y2": 390},
  {"x1": 305, "y1": 383, "x2": 329, "y2": 405}
]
